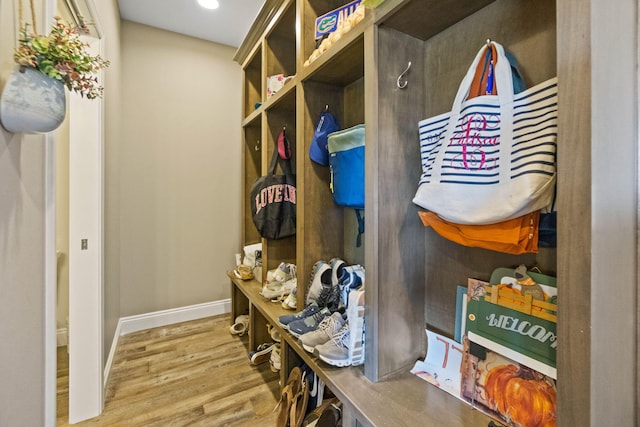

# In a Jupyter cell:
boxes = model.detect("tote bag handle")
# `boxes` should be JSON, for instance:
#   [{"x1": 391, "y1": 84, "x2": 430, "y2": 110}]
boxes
[{"x1": 431, "y1": 41, "x2": 514, "y2": 183}]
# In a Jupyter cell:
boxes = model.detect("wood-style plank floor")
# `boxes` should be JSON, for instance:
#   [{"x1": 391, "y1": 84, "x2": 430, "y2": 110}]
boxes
[{"x1": 57, "y1": 314, "x2": 280, "y2": 426}]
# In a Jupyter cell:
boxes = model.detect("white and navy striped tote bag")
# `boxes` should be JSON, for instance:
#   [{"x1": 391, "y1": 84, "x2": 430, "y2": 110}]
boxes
[{"x1": 413, "y1": 41, "x2": 557, "y2": 225}]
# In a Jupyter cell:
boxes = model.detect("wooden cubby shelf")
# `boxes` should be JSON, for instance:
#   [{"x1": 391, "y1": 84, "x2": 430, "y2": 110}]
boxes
[{"x1": 228, "y1": 0, "x2": 602, "y2": 425}]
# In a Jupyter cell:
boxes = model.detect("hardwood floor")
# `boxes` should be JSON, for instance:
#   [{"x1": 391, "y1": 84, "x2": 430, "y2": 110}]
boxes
[{"x1": 57, "y1": 314, "x2": 280, "y2": 426}]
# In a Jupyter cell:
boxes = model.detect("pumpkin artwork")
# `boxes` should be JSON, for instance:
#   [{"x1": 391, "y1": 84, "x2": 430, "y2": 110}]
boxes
[{"x1": 484, "y1": 364, "x2": 556, "y2": 427}]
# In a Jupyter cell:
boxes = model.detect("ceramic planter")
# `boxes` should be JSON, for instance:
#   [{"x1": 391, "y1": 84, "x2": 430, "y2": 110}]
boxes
[{"x1": 0, "y1": 66, "x2": 66, "y2": 134}]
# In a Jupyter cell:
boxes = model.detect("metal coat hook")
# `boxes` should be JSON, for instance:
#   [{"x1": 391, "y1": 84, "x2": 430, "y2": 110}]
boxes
[
  {"x1": 324, "y1": 104, "x2": 329, "y2": 112},
  {"x1": 255, "y1": 140, "x2": 260, "y2": 151},
  {"x1": 397, "y1": 61, "x2": 411, "y2": 89}
]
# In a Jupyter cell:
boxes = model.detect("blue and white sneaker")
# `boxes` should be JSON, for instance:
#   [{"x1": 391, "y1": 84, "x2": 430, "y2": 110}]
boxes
[
  {"x1": 278, "y1": 303, "x2": 322, "y2": 329},
  {"x1": 329, "y1": 258, "x2": 347, "y2": 287},
  {"x1": 341, "y1": 264, "x2": 365, "y2": 308},
  {"x1": 287, "y1": 307, "x2": 332, "y2": 337}
]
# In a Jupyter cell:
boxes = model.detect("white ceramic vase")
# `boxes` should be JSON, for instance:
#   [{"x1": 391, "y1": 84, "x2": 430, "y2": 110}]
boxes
[{"x1": 0, "y1": 66, "x2": 66, "y2": 134}]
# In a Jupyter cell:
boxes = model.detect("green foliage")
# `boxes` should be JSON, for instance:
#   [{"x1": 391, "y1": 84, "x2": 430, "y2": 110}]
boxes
[{"x1": 14, "y1": 17, "x2": 110, "y2": 99}]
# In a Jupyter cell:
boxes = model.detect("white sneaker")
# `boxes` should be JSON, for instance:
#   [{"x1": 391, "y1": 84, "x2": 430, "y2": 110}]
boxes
[
  {"x1": 298, "y1": 312, "x2": 346, "y2": 353},
  {"x1": 281, "y1": 286, "x2": 297, "y2": 310},
  {"x1": 269, "y1": 343, "x2": 281, "y2": 372},
  {"x1": 260, "y1": 277, "x2": 297, "y2": 300},
  {"x1": 266, "y1": 262, "x2": 296, "y2": 284},
  {"x1": 229, "y1": 314, "x2": 249, "y2": 336},
  {"x1": 346, "y1": 288, "x2": 365, "y2": 366}
]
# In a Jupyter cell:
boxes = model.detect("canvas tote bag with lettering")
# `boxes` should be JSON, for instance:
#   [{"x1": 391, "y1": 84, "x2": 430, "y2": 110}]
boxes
[
  {"x1": 413, "y1": 41, "x2": 557, "y2": 225},
  {"x1": 251, "y1": 129, "x2": 296, "y2": 240}
]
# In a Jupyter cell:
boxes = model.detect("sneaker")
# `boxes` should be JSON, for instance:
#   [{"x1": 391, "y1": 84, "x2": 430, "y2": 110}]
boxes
[
  {"x1": 267, "y1": 323, "x2": 281, "y2": 343},
  {"x1": 278, "y1": 303, "x2": 322, "y2": 328},
  {"x1": 260, "y1": 277, "x2": 297, "y2": 300},
  {"x1": 229, "y1": 314, "x2": 249, "y2": 336},
  {"x1": 341, "y1": 264, "x2": 365, "y2": 308},
  {"x1": 281, "y1": 286, "x2": 297, "y2": 310},
  {"x1": 329, "y1": 258, "x2": 347, "y2": 288},
  {"x1": 346, "y1": 288, "x2": 365, "y2": 366},
  {"x1": 298, "y1": 311, "x2": 346, "y2": 353},
  {"x1": 316, "y1": 289, "x2": 365, "y2": 367},
  {"x1": 249, "y1": 342, "x2": 275, "y2": 365},
  {"x1": 305, "y1": 261, "x2": 331, "y2": 307},
  {"x1": 266, "y1": 262, "x2": 296, "y2": 284},
  {"x1": 288, "y1": 307, "x2": 332, "y2": 337},
  {"x1": 315, "y1": 273, "x2": 341, "y2": 312},
  {"x1": 315, "y1": 322, "x2": 352, "y2": 367},
  {"x1": 269, "y1": 343, "x2": 281, "y2": 372}
]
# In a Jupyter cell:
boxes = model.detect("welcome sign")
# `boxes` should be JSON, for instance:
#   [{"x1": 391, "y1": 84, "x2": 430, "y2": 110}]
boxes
[
  {"x1": 315, "y1": 0, "x2": 362, "y2": 40},
  {"x1": 466, "y1": 269, "x2": 558, "y2": 379}
]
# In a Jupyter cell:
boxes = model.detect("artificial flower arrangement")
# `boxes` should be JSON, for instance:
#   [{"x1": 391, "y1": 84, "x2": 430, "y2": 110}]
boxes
[{"x1": 13, "y1": 17, "x2": 110, "y2": 99}]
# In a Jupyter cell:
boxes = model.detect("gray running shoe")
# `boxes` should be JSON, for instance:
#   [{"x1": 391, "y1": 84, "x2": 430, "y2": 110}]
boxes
[
  {"x1": 315, "y1": 322, "x2": 351, "y2": 367},
  {"x1": 298, "y1": 312, "x2": 346, "y2": 353},
  {"x1": 287, "y1": 307, "x2": 332, "y2": 337},
  {"x1": 305, "y1": 261, "x2": 331, "y2": 306},
  {"x1": 316, "y1": 288, "x2": 366, "y2": 367}
]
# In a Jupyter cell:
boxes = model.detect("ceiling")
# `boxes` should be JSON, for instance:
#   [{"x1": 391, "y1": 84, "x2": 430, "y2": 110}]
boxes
[{"x1": 117, "y1": 0, "x2": 266, "y2": 48}]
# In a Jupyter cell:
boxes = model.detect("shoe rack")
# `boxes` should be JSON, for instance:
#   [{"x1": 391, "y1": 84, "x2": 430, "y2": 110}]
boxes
[{"x1": 231, "y1": 0, "x2": 624, "y2": 425}]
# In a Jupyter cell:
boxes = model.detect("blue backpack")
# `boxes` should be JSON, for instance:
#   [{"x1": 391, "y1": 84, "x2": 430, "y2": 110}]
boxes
[{"x1": 328, "y1": 124, "x2": 365, "y2": 246}]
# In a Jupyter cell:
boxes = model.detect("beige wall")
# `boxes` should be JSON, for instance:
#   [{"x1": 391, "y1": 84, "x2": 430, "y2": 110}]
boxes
[
  {"x1": 97, "y1": 0, "x2": 123, "y2": 368},
  {"x1": 119, "y1": 21, "x2": 242, "y2": 316},
  {"x1": 0, "y1": 1, "x2": 52, "y2": 424}
]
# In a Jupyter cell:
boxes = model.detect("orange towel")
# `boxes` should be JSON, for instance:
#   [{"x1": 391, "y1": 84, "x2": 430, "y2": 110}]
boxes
[{"x1": 418, "y1": 210, "x2": 539, "y2": 255}]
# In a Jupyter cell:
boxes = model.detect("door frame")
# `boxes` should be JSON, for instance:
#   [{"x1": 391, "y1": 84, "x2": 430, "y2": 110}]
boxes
[{"x1": 66, "y1": 32, "x2": 105, "y2": 423}]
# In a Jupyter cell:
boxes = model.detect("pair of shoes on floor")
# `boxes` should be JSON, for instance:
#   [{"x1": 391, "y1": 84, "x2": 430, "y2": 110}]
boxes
[
  {"x1": 261, "y1": 262, "x2": 297, "y2": 300},
  {"x1": 229, "y1": 314, "x2": 249, "y2": 336},
  {"x1": 249, "y1": 342, "x2": 276, "y2": 365},
  {"x1": 315, "y1": 288, "x2": 366, "y2": 367}
]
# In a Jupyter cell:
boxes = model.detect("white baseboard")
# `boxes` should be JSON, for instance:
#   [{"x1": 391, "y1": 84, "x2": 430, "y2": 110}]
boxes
[
  {"x1": 118, "y1": 299, "x2": 231, "y2": 335},
  {"x1": 57, "y1": 328, "x2": 68, "y2": 347},
  {"x1": 103, "y1": 299, "x2": 231, "y2": 389}
]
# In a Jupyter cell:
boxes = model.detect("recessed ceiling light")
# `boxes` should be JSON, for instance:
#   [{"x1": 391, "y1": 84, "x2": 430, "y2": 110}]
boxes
[{"x1": 198, "y1": 0, "x2": 219, "y2": 9}]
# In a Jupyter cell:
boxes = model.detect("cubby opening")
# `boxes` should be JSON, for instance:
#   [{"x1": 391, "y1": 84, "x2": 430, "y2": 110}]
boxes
[
  {"x1": 243, "y1": 46, "x2": 263, "y2": 118},
  {"x1": 298, "y1": 37, "x2": 365, "y2": 291},
  {"x1": 262, "y1": 88, "x2": 297, "y2": 277},
  {"x1": 243, "y1": 118, "x2": 263, "y2": 247},
  {"x1": 265, "y1": 1, "x2": 296, "y2": 81}
]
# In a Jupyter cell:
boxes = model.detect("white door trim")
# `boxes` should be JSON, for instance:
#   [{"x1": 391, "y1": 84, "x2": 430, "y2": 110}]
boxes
[{"x1": 67, "y1": 33, "x2": 105, "y2": 423}]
